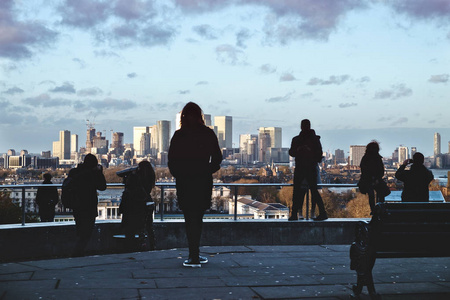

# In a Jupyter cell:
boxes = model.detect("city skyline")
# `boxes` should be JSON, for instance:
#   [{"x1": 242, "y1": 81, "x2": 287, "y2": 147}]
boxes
[{"x1": 1, "y1": 0, "x2": 449, "y2": 157}]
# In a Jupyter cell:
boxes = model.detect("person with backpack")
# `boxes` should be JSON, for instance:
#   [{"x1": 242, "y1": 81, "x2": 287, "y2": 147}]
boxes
[
  {"x1": 35, "y1": 173, "x2": 58, "y2": 222},
  {"x1": 119, "y1": 160, "x2": 155, "y2": 252},
  {"x1": 288, "y1": 119, "x2": 328, "y2": 221},
  {"x1": 67, "y1": 154, "x2": 106, "y2": 257}
]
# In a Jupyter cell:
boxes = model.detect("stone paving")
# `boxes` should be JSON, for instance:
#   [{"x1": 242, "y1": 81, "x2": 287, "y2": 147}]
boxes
[{"x1": 1, "y1": 245, "x2": 450, "y2": 299}]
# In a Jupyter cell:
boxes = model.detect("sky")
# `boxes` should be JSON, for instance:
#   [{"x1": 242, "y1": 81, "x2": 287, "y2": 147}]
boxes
[{"x1": 1, "y1": 0, "x2": 449, "y2": 158}]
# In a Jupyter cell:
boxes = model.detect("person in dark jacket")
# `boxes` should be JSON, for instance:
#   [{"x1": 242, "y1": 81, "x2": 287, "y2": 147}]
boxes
[
  {"x1": 288, "y1": 119, "x2": 327, "y2": 221},
  {"x1": 395, "y1": 152, "x2": 434, "y2": 202},
  {"x1": 35, "y1": 173, "x2": 59, "y2": 222},
  {"x1": 68, "y1": 154, "x2": 106, "y2": 257},
  {"x1": 121, "y1": 160, "x2": 155, "y2": 251},
  {"x1": 359, "y1": 141, "x2": 385, "y2": 212},
  {"x1": 168, "y1": 102, "x2": 222, "y2": 268}
]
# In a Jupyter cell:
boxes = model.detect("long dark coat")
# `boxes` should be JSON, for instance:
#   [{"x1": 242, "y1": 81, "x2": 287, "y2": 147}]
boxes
[
  {"x1": 35, "y1": 179, "x2": 58, "y2": 218},
  {"x1": 68, "y1": 163, "x2": 106, "y2": 217},
  {"x1": 395, "y1": 164, "x2": 434, "y2": 202},
  {"x1": 168, "y1": 125, "x2": 222, "y2": 211}
]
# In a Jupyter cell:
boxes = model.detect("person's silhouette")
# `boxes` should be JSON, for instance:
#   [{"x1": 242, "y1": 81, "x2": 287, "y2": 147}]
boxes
[
  {"x1": 35, "y1": 173, "x2": 58, "y2": 222},
  {"x1": 168, "y1": 102, "x2": 223, "y2": 267},
  {"x1": 288, "y1": 119, "x2": 327, "y2": 221},
  {"x1": 395, "y1": 152, "x2": 434, "y2": 202},
  {"x1": 359, "y1": 141, "x2": 385, "y2": 212}
]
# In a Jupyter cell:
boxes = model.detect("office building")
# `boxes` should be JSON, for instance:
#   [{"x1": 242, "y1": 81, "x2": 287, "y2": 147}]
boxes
[
  {"x1": 53, "y1": 130, "x2": 71, "y2": 160},
  {"x1": 411, "y1": 147, "x2": 417, "y2": 158},
  {"x1": 133, "y1": 126, "x2": 151, "y2": 157},
  {"x1": 398, "y1": 146, "x2": 409, "y2": 163},
  {"x1": 434, "y1": 132, "x2": 441, "y2": 156},
  {"x1": 258, "y1": 127, "x2": 282, "y2": 149},
  {"x1": 157, "y1": 120, "x2": 171, "y2": 153},
  {"x1": 259, "y1": 132, "x2": 271, "y2": 163},
  {"x1": 71, "y1": 134, "x2": 78, "y2": 153},
  {"x1": 240, "y1": 134, "x2": 258, "y2": 164},
  {"x1": 335, "y1": 149, "x2": 346, "y2": 164},
  {"x1": 214, "y1": 116, "x2": 232, "y2": 149},
  {"x1": 349, "y1": 145, "x2": 365, "y2": 166}
]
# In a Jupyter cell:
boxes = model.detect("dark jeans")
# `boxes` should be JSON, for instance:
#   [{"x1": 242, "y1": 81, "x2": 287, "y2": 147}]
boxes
[
  {"x1": 73, "y1": 213, "x2": 96, "y2": 256},
  {"x1": 367, "y1": 187, "x2": 385, "y2": 212},
  {"x1": 291, "y1": 166, "x2": 326, "y2": 216},
  {"x1": 182, "y1": 208, "x2": 205, "y2": 259}
]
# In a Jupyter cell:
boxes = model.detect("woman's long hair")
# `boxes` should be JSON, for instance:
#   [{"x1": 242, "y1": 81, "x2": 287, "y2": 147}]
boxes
[
  {"x1": 137, "y1": 160, "x2": 155, "y2": 192},
  {"x1": 365, "y1": 141, "x2": 380, "y2": 155},
  {"x1": 180, "y1": 102, "x2": 205, "y2": 128}
]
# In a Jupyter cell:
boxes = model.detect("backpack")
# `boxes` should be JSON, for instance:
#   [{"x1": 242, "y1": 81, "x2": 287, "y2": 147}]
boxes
[{"x1": 61, "y1": 175, "x2": 79, "y2": 209}]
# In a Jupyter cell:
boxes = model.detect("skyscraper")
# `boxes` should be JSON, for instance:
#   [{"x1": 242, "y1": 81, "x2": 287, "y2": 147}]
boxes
[
  {"x1": 258, "y1": 127, "x2": 282, "y2": 148},
  {"x1": 214, "y1": 116, "x2": 232, "y2": 149},
  {"x1": 335, "y1": 149, "x2": 346, "y2": 164},
  {"x1": 434, "y1": 132, "x2": 441, "y2": 156},
  {"x1": 240, "y1": 134, "x2": 258, "y2": 163},
  {"x1": 71, "y1": 134, "x2": 78, "y2": 153},
  {"x1": 349, "y1": 145, "x2": 365, "y2": 166},
  {"x1": 133, "y1": 126, "x2": 150, "y2": 157},
  {"x1": 398, "y1": 146, "x2": 409, "y2": 163},
  {"x1": 157, "y1": 120, "x2": 171, "y2": 153},
  {"x1": 53, "y1": 130, "x2": 71, "y2": 159}
]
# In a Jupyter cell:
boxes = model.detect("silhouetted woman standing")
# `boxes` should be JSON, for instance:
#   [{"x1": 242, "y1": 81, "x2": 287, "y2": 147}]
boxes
[
  {"x1": 168, "y1": 102, "x2": 222, "y2": 267},
  {"x1": 359, "y1": 141, "x2": 385, "y2": 212}
]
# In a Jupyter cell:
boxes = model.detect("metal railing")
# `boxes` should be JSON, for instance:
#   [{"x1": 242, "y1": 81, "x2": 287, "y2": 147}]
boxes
[{"x1": 1, "y1": 182, "x2": 358, "y2": 225}]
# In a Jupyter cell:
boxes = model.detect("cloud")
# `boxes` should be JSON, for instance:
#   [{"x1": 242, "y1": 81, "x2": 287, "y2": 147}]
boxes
[
  {"x1": 215, "y1": 44, "x2": 247, "y2": 65},
  {"x1": 72, "y1": 58, "x2": 86, "y2": 68},
  {"x1": 2, "y1": 87, "x2": 24, "y2": 95},
  {"x1": 259, "y1": 64, "x2": 277, "y2": 74},
  {"x1": 308, "y1": 75, "x2": 350, "y2": 85},
  {"x1": 113, "y1": 0, "x2": 154, "y2": 21},
  {"x1": 23, "y1": 94, "x2": 72, "y2": 107},
  {"x1": 374, "y1": 84, "x2": 412, "y2": 100},
  {"x1": 193, "y1": 24, "x2": 219, "y2": 40},
  {"x1": 58, "y1": 0, "x2": 110, "y2": 29},
  {"x1": 390, "y1": 0, "x2": 450, "y2": 22},
  {"x1": 265, "y1": 92, "x2": 293, "y2": 103},
  {"x1": 77, "y1": 87, "x2": 103, "y2": 97},
  {"x1": 236, "y1": 28, "x2": 252, "y2": 48},
  {"x1": 339, "y1": 102, "x2": 357, "y2": 108},
  {"x1": 94, "y1": 50, "x2": 120, "y2": 58},
  {"x1": 178, "y1": 90, "x2": 190, "y2": 94},
  {"x1": 89, "y1": 98, "x2": 137, "y2": 111},
  {"x1": 428, "y1": 74, "x2": 449, "y2": 83},
  {"x1": 280, "y1": 72, "x2": 296, "y2": 82},
  {"x1": 196, "y1": 81, "x2": 209, "y2": 85},
  {"x1": 0, "y1": 0, "x2": 58, "y2": 60},
  {"x1": 176, "y1": 0, "x2": 367, "y2": 43},
  {"x1": 127, "y1": 72, "x2": 138, "y2": 78},
  {"x1": 390, "y1": 117, "x2": 408, "y2": 126},
  {"x1": 49, "y1": 82, "x2": 76, "y2": 94},
  {"x1": 359, "y1": 76, "x2": 370, "y2": 83}
]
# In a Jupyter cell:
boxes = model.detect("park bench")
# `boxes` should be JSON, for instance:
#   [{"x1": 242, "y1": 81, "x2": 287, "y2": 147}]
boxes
[{"x1": 350, "y1": 202, "x2": 450, "y2": 299}]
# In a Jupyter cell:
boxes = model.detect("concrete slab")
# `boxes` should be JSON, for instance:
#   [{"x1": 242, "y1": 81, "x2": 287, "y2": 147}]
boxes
[{"x1": 139, "y1": 286, "x2": 259, "y2": 300}]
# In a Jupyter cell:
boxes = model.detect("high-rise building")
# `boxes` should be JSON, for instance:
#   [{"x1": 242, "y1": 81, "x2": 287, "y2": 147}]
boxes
[
  {"x1": 434, "y1": 132, "x2": 441, "y2": 156},
  {"x1": 258, "y1": 127, "x2": 282, "y2": 148},
  {"x1": 157, "y1": 120, "x2": 171, "y2": 153},
  {"x1": 335, "y1": 149, "x2": 346, "y2": 164},
  {"x1": 398, "y1": 146, "x2": 409, "y2": 163},
  {"x1": 204, "y1": 114, "x2": 212, "y2": 126},
  {"x1": 133, "y1": 126, "x2": 151, "y2": 157},
  {"x1": 140, "y1": 133, "x2": 151, "y2": 156},
  {"x1": 349, "y1": 145, "x2": 365, "y2": 166},
  {"x1": 112, "y1": 132, "x2": 124, "y2": 154},
  {"x1": 411, "y1": 147, "x2": 417, "y2": 158},
  {"x1": 240, "y1": 134, "x2": 258, "y2": 164},
  {"x1": 86, "y1": 127, "x2": 95, "y2": 153},
  {"x1": 71, "y1": 134, "x2": 78, "y2": 153},
  {"x1": 259, "y1": 132, "x2": 271, "y2": 163},
  {"x1": 214, "y1": 116, "x2": 232, "y2": 149},
  {"x1": 53, "y1": 130, "x2": 71, "y2": 159}
]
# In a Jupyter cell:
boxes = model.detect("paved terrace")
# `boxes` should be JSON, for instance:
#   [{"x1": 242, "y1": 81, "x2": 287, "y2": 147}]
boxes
[{"x1": 2, "y1": 245, "x2": 450, "y2": 300}]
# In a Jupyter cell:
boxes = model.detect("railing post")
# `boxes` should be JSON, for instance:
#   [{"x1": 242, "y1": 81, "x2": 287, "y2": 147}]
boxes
[
  {"x1": 160, "y1": 186, "x2": 165, "y2": 221},
  {"x1": 21, "y1": 187, "x2": 26, "y2": 226},
  {"x1": 234, "y1": 186, "x2": 238, "y2": 221},
  {"x1": 305, "y1": 187, "x2": 310, "y2": 220}
]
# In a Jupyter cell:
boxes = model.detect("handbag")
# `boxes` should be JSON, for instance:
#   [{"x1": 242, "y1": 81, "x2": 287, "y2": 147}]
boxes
[{"x1": 375, "y1": 180, "x2": 391, "y2": 197}]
